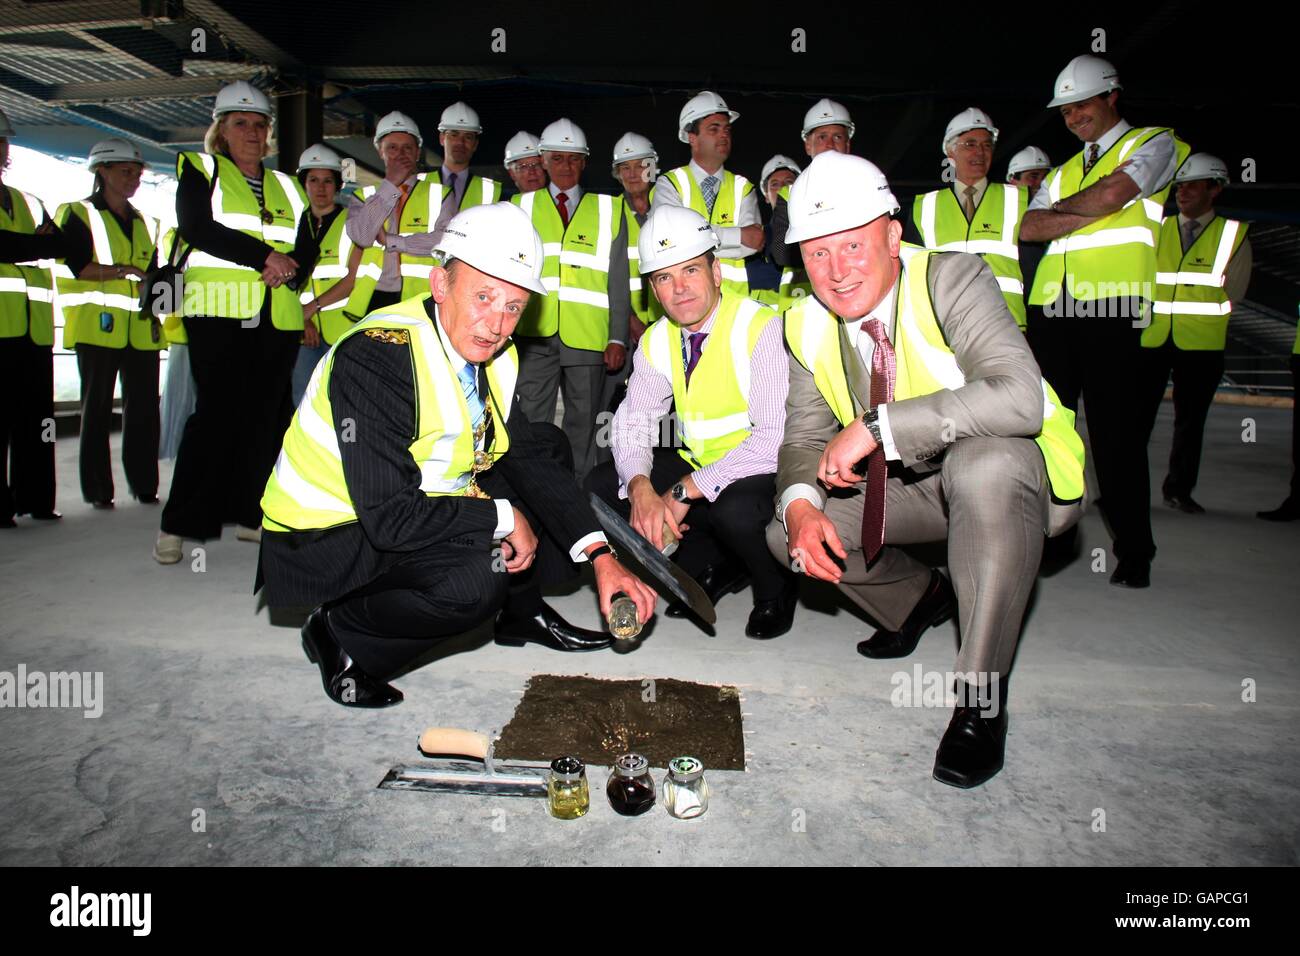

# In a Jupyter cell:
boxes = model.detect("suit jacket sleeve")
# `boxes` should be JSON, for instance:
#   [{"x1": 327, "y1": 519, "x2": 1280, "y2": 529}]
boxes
[
  {"x1": 330, "y1": 333, "x2": 499, "y2": 553},
  {"x1": 495, "y1": 403, "x2": 602, "y2": 549},
  {"x1": 775, "y1": 339, "x2": 841, "y2": 506},
  {"x1": 606, "y1": 213, "x2": 631, "y2": 346},
  {"x1": 768, "y1": 196, "x2": 803, "y2": 268},
  {"x1": 884, "y1": 252, "x2": 1045, "y2": 467}
]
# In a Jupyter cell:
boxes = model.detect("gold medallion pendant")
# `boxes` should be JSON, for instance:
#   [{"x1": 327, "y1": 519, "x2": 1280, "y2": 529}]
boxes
[{"x1": 463, "y1": 402, "x2": 495, "y2": 499}]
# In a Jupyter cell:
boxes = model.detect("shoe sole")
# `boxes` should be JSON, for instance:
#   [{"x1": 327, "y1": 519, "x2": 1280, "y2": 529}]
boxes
[
  {"x1": 493, "y1": 634, "x2": 611, "y2": 651},
  {"x1": 933, "y1": 758, "x2": 1004, "y2": 789},
  {"x1": 153, "y1": 549, "x2": 182, "y2": 565}
]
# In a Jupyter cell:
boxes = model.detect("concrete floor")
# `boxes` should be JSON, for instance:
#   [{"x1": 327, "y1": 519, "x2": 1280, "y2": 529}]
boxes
[{"x1": 1, "y1": 400, "x2": 1297, "y2": 866}]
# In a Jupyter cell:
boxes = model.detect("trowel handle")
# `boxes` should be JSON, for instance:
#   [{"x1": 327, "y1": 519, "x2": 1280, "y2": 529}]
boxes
[{"x1": 418, "y1": 727, "x2": 491, "y2": 760}]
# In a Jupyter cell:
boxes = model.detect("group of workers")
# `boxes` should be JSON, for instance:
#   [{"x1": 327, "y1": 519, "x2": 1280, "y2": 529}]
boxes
[{"x1": 0, "y1": 50, "x2": 1295, "y2": 790}]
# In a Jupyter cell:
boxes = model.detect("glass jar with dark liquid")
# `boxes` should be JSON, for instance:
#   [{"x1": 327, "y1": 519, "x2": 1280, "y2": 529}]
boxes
[{"x1": 605, "y1": 753, "x2": 656, "y2": 816}]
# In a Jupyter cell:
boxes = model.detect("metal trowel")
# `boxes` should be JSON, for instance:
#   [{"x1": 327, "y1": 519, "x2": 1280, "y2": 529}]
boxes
[{"x1": 378, "y1": 727, "x2": 549, "y2": 798}]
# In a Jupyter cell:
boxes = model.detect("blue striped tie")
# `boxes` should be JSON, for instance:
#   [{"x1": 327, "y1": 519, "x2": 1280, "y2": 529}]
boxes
[
  {"x1": 701, "y1": 175, "x2": 718, "y2": 216},
  {"x1": 458, "y1": 363, "x2": 485, "y2": 435}
]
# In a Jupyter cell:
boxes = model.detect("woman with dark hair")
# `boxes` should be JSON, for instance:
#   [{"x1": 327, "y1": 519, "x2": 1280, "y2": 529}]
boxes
[
  {"x1": 290, "y1": 143, "x2": 363, "y2": 406},
  {"x1": 0, "y1": 107, "x2": 65, "y2": 528},
  {"x1": 55, "y1": 137, "x2": 162, "y2": 510},
  {"x1": 152, "y1": 80, "x2": 319, "y2": 563}
]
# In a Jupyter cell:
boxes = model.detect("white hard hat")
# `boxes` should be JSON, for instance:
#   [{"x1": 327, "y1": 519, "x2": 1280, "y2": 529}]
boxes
[
  {"x1": 943, "y1": 107, "x2": 998, "y2": 154},
  {"x1": 0, "y1": 108, "x2": 13, "y2": 138},
  {"x1": 611, "y1": 132, "x2": 658, "y2": 179},
  {"x1": 538, "y1": 118, "x2": 589, "y2": 155},
  {"x1": 637, "y1": 206, "x2": 719, "y2": 275},
  {"x1": 785, "y1": 152, "x2": 900, "y2": 244},
  {"x1": 678, "y1": 91, "x2": 739, "y2": 144},
  {"x1": 212, "y1": 80, "x2": 272, "y2": 120},
  {"x1": 438, "y1": 101, "x2": 482, "y2": 134},
  {"x1": 88, "y1": 137, "x2": 143, "y2": 170},
  {"x1": 1048, "y1": 54, "x2": 1122, "y2": 108},
  {"x1": 297, "y1": 142, "x2": 342, "y2": 173},
  {"x1": 1175, "y1": 152, "x2": 1230, "y2": 186},
  {"x1": 1006, "y1": 145, "x2": 1052, "y2": 179},
  {"x1": 504, "y1": 131, "x2": 541, "y2": 165},
  {"x1": 760, "y1": 154, "x2": 802, "y2": 193},
  {"x1": 434, "y1": 202, "x2": 548, "y2": 296},
  {"x1": 802, "y1": 98, "x2": 855, "y2": 140},
  {"x1": 373, "y1": 110, "x2": 423, "y2": 151}
]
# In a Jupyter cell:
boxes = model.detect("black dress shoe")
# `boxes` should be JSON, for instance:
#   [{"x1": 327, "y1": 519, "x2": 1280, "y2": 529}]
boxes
[
  {"x1": 1109, "y1": 557, "x2": 1150, "y2": 588},
  {"x1": 1163, "y1": 493, "x2": 1205, "y2": 514},
  {"x1": 665, "y1": 561, "x2": 750, "y2": 618},
  {"x1": 745, "y1": 579, "x2": 798, "y2": 640},
  {"x1": 24, "y1": 510, "x2": 62, "y2": 521},
  {"x1": 91, "y1": 500, "x2": 115, "y2": 510},
  {"x1": 300, "y1": 608, "x2": 403, "y2": 708},
  {"x1": 857, "y1": 570, "x2": 956, "y2": 659},
  {"x1": 135, "y1": 494, "x2": 160, "y2": 505},
  {"x1": 1258, "y1": 497, "x2": 1300, "y2": 522},
  {"x1": 933, "y1": 702, "x2": 1008, "y2": 789},
  {"x1": 495, "y1": 602, "x2": 612, "y2": 651}
]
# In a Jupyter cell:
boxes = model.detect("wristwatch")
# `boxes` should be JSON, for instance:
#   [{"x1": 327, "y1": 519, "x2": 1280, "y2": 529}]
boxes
[
  {"x1": 670, "y1": 481, "x2": 690, "y2": 503},
  {"x1": 861, "y1": 408, "x2": 883, "y2": 445}
]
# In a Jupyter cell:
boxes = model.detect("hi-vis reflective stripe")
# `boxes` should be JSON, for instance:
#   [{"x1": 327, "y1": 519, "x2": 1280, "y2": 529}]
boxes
[
  {"x1": 558, "y1": 287, "x2": 609, "y2": 308},
  {"x1": 542, "y1": 241, "x2": 562, "y2": 257},
  {"x1": 356, "y1": 262, "x2": 383, "y2": 281},
  {"x1": 80, "y1": 201, "x2": 112, "y2": 265},
  {"x1": 210, "y1": 164, "x2": 303, "y2": 245},
  {"x1": 932, "y1": 238, "x2": 1020, "y2": 258},
  {"x1": 477, "y1": 177, "x2": 493, "y2": 203},
  {"x1": 1120, "y1": 197, "x2": 1164, "y2": 224},
  {"x1": 1152, "y1": 300, "x2": 1232, "y2": 316},
  {"x1": 311, "y1": 264, "x2": 350, "y2": 281},
  {"x1": 400, "y1": 263, "x2": 433, "y2": 280},
  {"x1": 297, "y1": 375, "x2": 343, "y2": 461},
  {"x1": 1046, "y1": 226, "x2": 1157, "y2": 254},
  {"x1": 56, "y1": 291, "x2": 140, "y2": 311},
  {"x1": 25, "y1": 286, "x2": 55, "y2": 303},
  {"x1": 0, "y1": 278, "x2": 30, "y2": 293},
  {"x1": 919, "y1": 191, "x2": 938, "y2": 246},
  {"x1": 671, "y1": 169, "x2": 693, "y2": 207},
  {"x1": 920, "y1": 187, "x2": 1019, "y2": 259},
  {"x1": 0, "y1": 277, "x2": 54, "y2": 302},
  {"x1": 682, "y1": 410, "x2": 751, "y2": 441},
  {"x1": 273, "y1": 453, "x2": 354, "y2": 515},
  {"x1": 1002, "y1": 184, "x2": 1018, "y2": 246},
  {"x1": 629, "y1": 276, "x2": 643, "y2": 292},
  {"x1": 1156, "y1": 271, "x2": 1225, "y2": 287},
  {"x1": 718, "y1": 261, "x2": 748, "y2": 283},
  {"x1": 18, "y1": 189, "x2": 46, "y2": 227},
  {"x1": 519, "y1": 191, "x2": 536, "y2": 217},
  {"x1": 188, "y1": 250, "x2": 247, "y2": 270},
  {"x1": 541, "y1": 275, "x2": 561, "y2": 292},
  {"x1": 1157, "y1": 218, "x2": 1241, "y2": 288},
  {"x1": 729, "y1": 174, "x2": 745, "y2": 212},
  {"x1": 996, "y1": 276, "x2": 1024, "y2": 295}
]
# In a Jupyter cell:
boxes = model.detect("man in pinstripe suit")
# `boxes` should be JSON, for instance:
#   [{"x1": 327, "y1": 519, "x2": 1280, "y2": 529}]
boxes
[{"x1": 259, "y1": 204, "x2": 655, "y2": 708}]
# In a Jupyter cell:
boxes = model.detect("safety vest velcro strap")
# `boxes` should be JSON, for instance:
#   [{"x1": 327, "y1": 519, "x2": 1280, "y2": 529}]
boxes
[
  {"x1": 718, "y1": 261, "x2": 749, "y2": 282},
  {"x1": 559, "y1": 250, "x2": 609, "y2": 271},
  {"x1": 1046, "y1": 226, "x2": 1157, "y2": 254},
  {"x1": 1157, "y1": 271, "x2": 1225, "y2": 287},
  {"x1": 995, "y1": 275, "x2": 1024, "y2": 295},
  {"x1": 1152, "y1": 300, "x2": 1231, "y2": 316},
  {"x1": 558, "y1": 287, "x2": 609, "y2": 308},
  {"x1": 680, "y1": 410, "x2": 752, "y2": 441},
  {"x1": 273, "y1": 455, "x2": 353, "y2": 515}
]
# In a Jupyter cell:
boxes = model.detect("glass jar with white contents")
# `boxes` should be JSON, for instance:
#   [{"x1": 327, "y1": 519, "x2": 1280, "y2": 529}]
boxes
[{"x1": 660, "y1": 756, "x2": 709, "y2": 819}]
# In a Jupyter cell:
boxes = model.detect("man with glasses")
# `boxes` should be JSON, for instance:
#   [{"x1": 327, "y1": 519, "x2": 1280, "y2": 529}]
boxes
[
  {"x1": 906, "y1": 108, "x2": 1028, "y2": 330},
  {"x1": 504, "y1": 131, "x2": 547, "y2": 197}
]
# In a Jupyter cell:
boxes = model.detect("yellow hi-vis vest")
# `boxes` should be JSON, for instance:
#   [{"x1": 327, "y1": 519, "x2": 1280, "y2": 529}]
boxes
[
  {"x1": 912, "y1": 182, "x2": 1028, "y2": 329},
  {"x1": 1142, "y1": 215, "x2": 1247, "y2": 351},
  {"x1": 639, "y1": 290, "x2": 776, "y2": 468},
  {"x1": 622, "y1": 191, "x2": 665, "y2": 328},
  {"x1": 177, "y1": 151, "x2": 307, "y2": 329},
  {"x1": 665, "y1": 166, "x2": 754, "y2": 298},
  {"x1": 55, "y1": 200, "x2": 163, "y2": 351},
  {"x1": 260, "y1": 293, "x2": 518, "y2": 532},
  {"x1": 785, "y1": 246, "x2": 1085, "y2": 506},
  {"x1": 510, "y1": 188, "x2": 618, "y2": 351},
  {"x1": 1029, "y1": 126, "x2": 1191, "y2": 306},
  {"x1": 299, "y1": 207, "x2": 357, "y2": 345},
  {"x1": 426, "y1": 171, "x2": 502, "y2": 212},
  {"x1": 0, "y1": 186, "x2": 56, "y2": 345},
  {"x1": 347, "y1": 175, "x2": 445, "y2": 314}
]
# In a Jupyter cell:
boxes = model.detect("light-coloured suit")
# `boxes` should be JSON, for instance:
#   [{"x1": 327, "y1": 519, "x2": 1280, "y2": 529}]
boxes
[{"x1": 767, "y1": 252, "x2": 1081, "y2": 677}]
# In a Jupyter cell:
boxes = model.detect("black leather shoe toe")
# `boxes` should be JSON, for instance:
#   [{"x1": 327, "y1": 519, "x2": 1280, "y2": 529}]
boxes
[
  {"x1": 1109, "y1": 557, "x2": 1151, "y2": 588},
  {"x1": 301, "y1": 608, "x2": 403, "y2": 708},
  {"x1": 495, "y1": 603, "x2": 612, "y2": 651},
  {"x1": 1164, "y1": 494, "x2": 1205, "y2": 514},
  {"x1": 667, "y1": 561, "x2": 749, "y2": 619},
  {"x1": 933, "y1": 704, "x2": 1008, "y2": 789},
  {"x1": 745, "y1": 580, "x2": 798, "y2": 640},
  {"x1": 857, "y1": 570, "x2": 956, "y2": 659}
]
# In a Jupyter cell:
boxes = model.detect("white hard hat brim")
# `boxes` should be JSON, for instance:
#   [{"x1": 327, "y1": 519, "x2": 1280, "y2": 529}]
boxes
[
  {"x1": 678, "y1": 109, "x2": 740, "y2": 143},
  {"x1": 1047, "y1": 82, "x2": 1120, "y2": 108},
  {"x1": 785, "y1": 208, "x2": 896, "y2": 245}
]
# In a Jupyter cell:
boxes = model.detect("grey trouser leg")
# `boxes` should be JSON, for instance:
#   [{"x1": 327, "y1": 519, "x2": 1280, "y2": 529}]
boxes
[
  {"x1": 515, "y1": 335, "x2": 562, "y2": 426},
  {"x1": 560, "y1": 361, "x2": 606, "y2": 481}
]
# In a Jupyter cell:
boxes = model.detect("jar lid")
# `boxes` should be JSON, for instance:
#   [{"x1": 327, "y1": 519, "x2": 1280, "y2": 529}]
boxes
[
  {"x1": 613, "y1": 753, "x2": 649, "y2": 777},
  {"x1": 550, "y1": 756, "x2": 585, "y2": 780},
  {"x1": 667, "y1": 756, "x2": 704, "y2": 782}
]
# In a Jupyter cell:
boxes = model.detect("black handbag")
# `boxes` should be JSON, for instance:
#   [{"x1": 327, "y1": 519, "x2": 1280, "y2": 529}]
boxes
[{"x1": 139, "y1": 166, "x2": 218, "y2": 319}]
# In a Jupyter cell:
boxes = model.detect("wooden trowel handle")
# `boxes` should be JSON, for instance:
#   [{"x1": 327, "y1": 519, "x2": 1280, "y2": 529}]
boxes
[{"x1": 418, "y1": 727, "x2": 491, "y2": 760}]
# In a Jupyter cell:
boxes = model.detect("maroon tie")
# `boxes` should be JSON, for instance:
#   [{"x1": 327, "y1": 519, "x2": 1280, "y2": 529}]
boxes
[
  {"x1": 684, "y1": 331, "x2": 707, "y2": 384},
  {"x1": 860, "y1": 318, "x2": 896, "y2": 563},
  {"x1": 556, "y1": 191, "x2": 570, "y2": 228}
]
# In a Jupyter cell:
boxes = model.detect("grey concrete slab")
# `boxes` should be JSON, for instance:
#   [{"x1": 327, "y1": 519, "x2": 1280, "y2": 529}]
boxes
[{"x1": 0, "y1": 400, "x2": 1296, "y2": 866}]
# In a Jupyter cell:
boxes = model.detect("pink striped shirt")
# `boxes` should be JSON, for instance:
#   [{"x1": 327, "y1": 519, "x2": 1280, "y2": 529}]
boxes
[{"x1": 611, "y1": 299, "x2": 788, "y2": 502}]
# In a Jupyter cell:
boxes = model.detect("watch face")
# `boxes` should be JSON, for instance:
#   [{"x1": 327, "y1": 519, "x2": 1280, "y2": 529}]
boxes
[{"x1": 672, "y1": 483, "x2": 687, "y2": 501}]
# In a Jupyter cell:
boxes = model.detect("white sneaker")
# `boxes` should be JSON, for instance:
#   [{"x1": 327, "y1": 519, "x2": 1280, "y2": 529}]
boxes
[
  {"x1": 235, "y1": 524, "x2": 262, "y2": 543},
  {"x1": 153, "y1": 532, "x2": 183, "y2": 564}
]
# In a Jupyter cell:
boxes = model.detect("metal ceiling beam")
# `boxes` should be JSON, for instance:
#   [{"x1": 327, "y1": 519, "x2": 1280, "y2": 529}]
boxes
[
  {"x1": 0, "y1": 41, "x2": 128, "y2": 63},
  {"x1": 47, "y1": 76, "x2": 229, "y2": 105},
  {"x1": 0, "y1": 1, "x2": 173, "y2": 35},
  {"x1": 159, "y1": 116, "x2": 364, "y2": 146},
  {"x1": 68, "y1": 27, "x2": 169, "y2": 77},
  {"x1": 182, "y1": 0, "x2": 302, "y2": 72}
]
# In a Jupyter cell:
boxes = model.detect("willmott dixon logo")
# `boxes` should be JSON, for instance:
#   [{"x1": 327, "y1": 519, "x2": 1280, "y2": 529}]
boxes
[
  {"x1": 511, "y1": 251, "x2": 530, "y2": 265},
  {"x1": 658, "y1": 238, "x2": 674, "y2": 248}
]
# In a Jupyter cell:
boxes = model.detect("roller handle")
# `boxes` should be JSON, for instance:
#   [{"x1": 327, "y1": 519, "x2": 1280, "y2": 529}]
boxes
[{"x1": 418, "y1": 727, "x2": 491, "y2": 761}]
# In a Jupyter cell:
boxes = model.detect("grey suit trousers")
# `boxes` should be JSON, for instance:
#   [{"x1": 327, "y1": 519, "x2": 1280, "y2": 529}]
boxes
[
  {"x1": 767, "y1": 436, "x2": 1049, "y2": 677},
  {"x1": 515, "y1": 334, "x2": 605, "y2": 479}
]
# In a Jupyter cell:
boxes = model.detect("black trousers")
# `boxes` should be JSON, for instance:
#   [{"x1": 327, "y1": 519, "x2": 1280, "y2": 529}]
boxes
[
  {"x1": 327, "y1": 423, "x2": 584, "y2": 682},
  {"x1": 161, "y1": 313, "x2": 298, "y2": 538},
  {"x1": 1136, "y1": 340, "x2": 1224, "y2": 499},
  {"x1": 1289, "y1": 356, "x2": 1300, "y2": 500},
  {"x1": 1028, "y1": 298, "x2": 1155, "y2": 561},
  {"x1": 0, "y1": 337, "x2": 55, "y2": 519},
  {"x1": 584, "y1": 447, "x2": 789, "y2": 603},
  {"x1": 76, "y1": 344, "x2": 161, "y2": 503}
]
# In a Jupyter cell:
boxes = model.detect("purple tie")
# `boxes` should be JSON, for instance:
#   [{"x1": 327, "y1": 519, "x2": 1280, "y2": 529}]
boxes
[
  {"x1": 685, "y1": 331, "x2": 707, "y2": 384},
  {"x1": 860, "y1": 318, "x2": 895, "y2": 563}
]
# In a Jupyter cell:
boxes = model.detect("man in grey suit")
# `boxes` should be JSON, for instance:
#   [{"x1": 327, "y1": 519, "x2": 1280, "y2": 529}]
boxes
[{"x1": 766, "y1": 153, "x2": 1085, "y2": 789}]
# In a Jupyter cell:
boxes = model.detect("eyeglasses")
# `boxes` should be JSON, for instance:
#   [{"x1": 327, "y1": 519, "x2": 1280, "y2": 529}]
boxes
[
  {"x1": 513, "y1": 161, "x2": 543, "y2": 173},
  {"x1": 953, "y1": 139, "x2": 994, "y2": 152}
]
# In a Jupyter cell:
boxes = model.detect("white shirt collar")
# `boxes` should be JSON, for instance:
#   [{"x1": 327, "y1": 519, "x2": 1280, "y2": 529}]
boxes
[
  {"x1": 689, "y1": 158, "x2": 725, "y2": 184},
  {"x1": 1089, "y1": 118, "x2": 1131, "y2": 157},
  {"x1": 842, "y1": 279, "x2": 899, "y2": 346},
  {"x1": 1178, "y1": 210, "x2": 1216, "y2": 230},
  {"x1": 548, "y1": 180, "x2": 582, "y2": 209}
]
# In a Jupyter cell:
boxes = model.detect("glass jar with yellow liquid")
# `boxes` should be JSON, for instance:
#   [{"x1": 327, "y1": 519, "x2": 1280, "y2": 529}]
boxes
[{"x1": 547, "y1": 756, "x2": 589, "y2": 819}]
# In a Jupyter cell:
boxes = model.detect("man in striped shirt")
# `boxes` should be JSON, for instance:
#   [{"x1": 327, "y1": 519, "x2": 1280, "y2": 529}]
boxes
[{"x1": 585, "y1": 207, "x2": 797, "y2": 639}]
